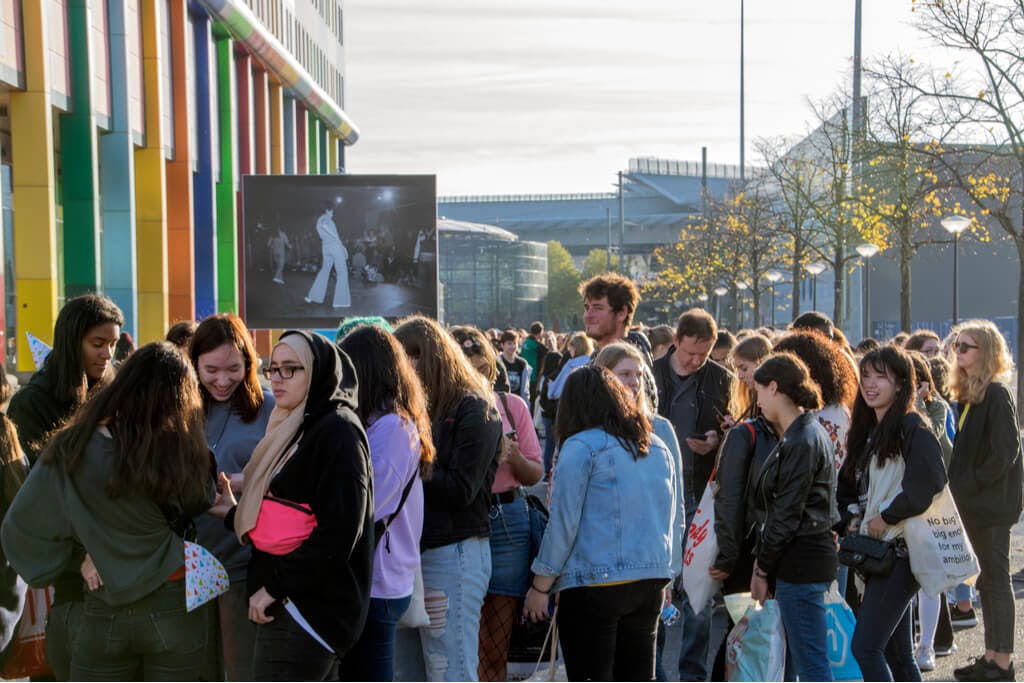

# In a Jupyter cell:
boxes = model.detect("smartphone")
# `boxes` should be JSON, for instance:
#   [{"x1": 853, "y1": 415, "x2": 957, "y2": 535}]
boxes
[{"x1": 688, "y1": 433, "x2": 709, "y2": 441}]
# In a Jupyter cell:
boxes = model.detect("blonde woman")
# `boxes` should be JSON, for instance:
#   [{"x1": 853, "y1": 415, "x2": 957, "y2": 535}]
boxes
[
  {"x1": 948, "y1": 321, "x2": 1021, "y2": 683},
  {"x1": 725, "y1": 334, "x2": 773, "y2": 424},
  {"x1": 545, "y1": 332, "x2": 594, "y2": 401}
]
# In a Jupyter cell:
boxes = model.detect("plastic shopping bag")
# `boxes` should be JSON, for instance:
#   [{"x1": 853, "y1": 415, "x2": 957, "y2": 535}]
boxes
[
  {"x1": 0, "y1": 586, "x2": 53, "y2": 679},
  {"x1": 184, "y1": 540, "x2": 230, "y2": 612},
  {"x1": 682, "y1": 480, "x2": 720, "y2": 615},
  {"x1": 904, "y1": 486, "x2": 979, "y2": 597},
  {"x1": 825, "y1": 583, "x2": 863, "y2": 681},
  {"x1": 725, "y1": 599, "x2": 786, "y2": 682}
]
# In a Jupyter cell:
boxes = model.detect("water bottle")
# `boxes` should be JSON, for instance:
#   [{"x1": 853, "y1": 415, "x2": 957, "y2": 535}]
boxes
[{"x1": 661, "y1": 603, "x2": 680, "y2": 627}]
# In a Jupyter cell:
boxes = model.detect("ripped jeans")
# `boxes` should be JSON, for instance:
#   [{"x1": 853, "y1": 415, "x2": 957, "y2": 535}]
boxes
[{"x1": 396, "y1": 536, "x2": 491, "y2": 681}]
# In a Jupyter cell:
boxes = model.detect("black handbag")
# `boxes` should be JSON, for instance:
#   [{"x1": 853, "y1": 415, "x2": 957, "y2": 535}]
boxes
[{"x1": 838, "y1": 533, "x2": 906, "y2": 576}]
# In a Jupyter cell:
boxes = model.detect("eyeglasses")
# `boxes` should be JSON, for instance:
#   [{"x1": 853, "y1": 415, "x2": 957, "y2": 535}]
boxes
[
  {"x1": 954, "y1": 342, "x2": 979, "y2": 354},
  {"x1": 263, "y1": 365, "x2": 304, "y2": 380}
]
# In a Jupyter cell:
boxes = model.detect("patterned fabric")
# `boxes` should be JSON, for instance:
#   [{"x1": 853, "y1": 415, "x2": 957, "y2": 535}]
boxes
[{"x1": 184, "y1": 540, "x2": 229, "y2": 612}]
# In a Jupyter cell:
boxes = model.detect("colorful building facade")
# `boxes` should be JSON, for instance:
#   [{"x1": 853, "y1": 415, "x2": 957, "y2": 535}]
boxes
[{"x1": 0, "y1": 0, "x2": 356, "y2": 370}]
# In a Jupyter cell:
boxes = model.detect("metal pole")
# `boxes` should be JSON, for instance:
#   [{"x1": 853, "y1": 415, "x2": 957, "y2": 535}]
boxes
[
  {"x1": 715, "y1": 295, "x2": 721, "y2": 323},
  {"x1": 863, "y1": 259, "x2": 871, "y2": 337},
  {"x1": 812, "y1": 274, "x2": 818, "y2": 312},
  {"x1": 770, "y1": 284, "x2": 776, "y2": 327},
  {"x1": 739, "y1": 0, "x2": 745, "y2": 181},
  {"x1": 953, "y1": 232, "x2": 960, "y2": 325},
  {"x1": 606, "y1": 207, "x2": 612, "y2": 272},
  {"x1": 618, "y1": 171, "x2": 625, "y2": 272}
]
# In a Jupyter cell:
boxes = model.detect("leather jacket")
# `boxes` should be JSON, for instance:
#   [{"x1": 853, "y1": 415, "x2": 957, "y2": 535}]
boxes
[
  {"x1": 750, "y1": 412, "x2": 840, "y2": 576},
  {"x1": 713, "y1": 417, "x2": 778, "y2": 590}
]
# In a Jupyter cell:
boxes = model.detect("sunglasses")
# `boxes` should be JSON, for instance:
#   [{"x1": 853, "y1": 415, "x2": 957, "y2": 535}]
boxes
[{"x1": 954, "y1": 342, "x2": 979, "y2": 354}]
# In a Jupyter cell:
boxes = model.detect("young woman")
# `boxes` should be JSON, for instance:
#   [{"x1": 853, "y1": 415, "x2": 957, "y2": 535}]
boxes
[
  {"x1": 594, "y1": 342, "x2": 684, "y2": 682},
  {"x1": 838, "y1": 346, "x2": 947, "y2": 682},
  {"x1": 773, "y1": 330, "x2": 859, "y2": 472},
  {"x1": 189, "y1": 314, "x2": 274, "y2": 681},
  {"x1": 0, "y1": 381, "x2": 29, "y2": 662},
  {"x1": 535, "y1": 351, "x2": 564, "y2": 479},
  {"x1": 748, "y1": 353, "x2": 838, "y2": 683},
  {"x1": 524, "y1": 366, "x2": 679, "y2": 682},
  {"x1": 545, "y1": 332, "x2": 593, "y2": 401},
  {"x1": 6, "y1": 293, "x2": 123, "y2": 680},
  {"x1": 337, "y1": 324, "x2": 434, "y2": 682},
  {"x1": 393, "y1": 316, "x2": 503, "y2": 682},
  {"x1": 450, "y1": 326, "x2": 543, "y2": 682},
  {"x1": 210, "y1": 331, "x2": 375, "y2": 681},
  {"x1": 725, "y1": 333, "x2": 773, "y2": 423},
  {"x1": 948, "y1": 322, "x2": 1021, "y2": 682},
  {"x1": 2, "y1": 342, "x2": 217, "y2": 680}
]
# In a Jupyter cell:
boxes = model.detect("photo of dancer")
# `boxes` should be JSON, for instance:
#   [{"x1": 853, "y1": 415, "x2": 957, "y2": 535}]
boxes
[{"x1": 242, "y1": 175, "x2": 438, "y2": 329}]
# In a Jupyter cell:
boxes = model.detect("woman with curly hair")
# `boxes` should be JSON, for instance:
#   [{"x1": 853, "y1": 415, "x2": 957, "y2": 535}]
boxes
[{"x1": 773, "y1": 330, "x2": 859, "y2": 472}]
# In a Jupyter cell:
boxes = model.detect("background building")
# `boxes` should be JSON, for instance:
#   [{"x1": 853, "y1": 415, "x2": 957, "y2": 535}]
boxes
[
  {"x1": 438, "y1": 218, "x2": 547, "y2": 330},
  {"x1": 0, "y1": 0, "x2": 355, "y2": 370}
]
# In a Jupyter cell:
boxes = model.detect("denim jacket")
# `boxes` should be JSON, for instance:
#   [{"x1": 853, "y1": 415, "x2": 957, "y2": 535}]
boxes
[{"x1": 532, "y1": 427, "x2": 682, "y2": 592}]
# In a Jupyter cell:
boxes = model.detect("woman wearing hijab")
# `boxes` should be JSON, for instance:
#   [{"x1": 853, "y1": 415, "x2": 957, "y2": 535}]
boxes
[{"x1": 210, "y1": 331, "x2": 375, "y2": 681}]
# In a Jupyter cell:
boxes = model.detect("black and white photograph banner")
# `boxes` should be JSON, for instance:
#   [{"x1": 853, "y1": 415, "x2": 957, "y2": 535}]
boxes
[{"x1": 241, "y1": 174, "x2": 438, "y2": 329}]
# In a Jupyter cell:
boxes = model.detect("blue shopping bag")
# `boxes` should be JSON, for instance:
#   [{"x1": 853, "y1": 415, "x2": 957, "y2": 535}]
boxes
[
  {"x1": 726, "y1": 600, "x2": 786, "y2": 681},
  {"x1": 825, "y1": 584, "x2": 863, "y2": 681}
]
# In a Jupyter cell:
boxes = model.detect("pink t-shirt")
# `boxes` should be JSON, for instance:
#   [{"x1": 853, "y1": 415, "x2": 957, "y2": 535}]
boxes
[{"x1": 491, "y1": 392, "x2": 543, "y2": 493}]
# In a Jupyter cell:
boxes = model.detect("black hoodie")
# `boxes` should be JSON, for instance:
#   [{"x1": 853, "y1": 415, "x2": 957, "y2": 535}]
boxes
[{"x1": 228, "y1": 331, "x2": 374, "y2": 656}]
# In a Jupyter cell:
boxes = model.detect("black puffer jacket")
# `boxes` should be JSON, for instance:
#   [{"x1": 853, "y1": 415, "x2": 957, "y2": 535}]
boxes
[
  {"x1": 420, "y1": 393, "x2": 503, "y2": 550},
  {"x1": 653, "y1": 353, "x2": 733, "y2": 493},
  {"x1": 713, "y1": 417, "x2": 778, "y2": 592},
  {"x1": 750, "y1": 412, "x2": 839, "y2": 576}
]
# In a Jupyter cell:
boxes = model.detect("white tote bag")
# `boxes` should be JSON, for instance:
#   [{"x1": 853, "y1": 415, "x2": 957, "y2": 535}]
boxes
[
  {"x1": 682, "y1": 479, "x2": 721, "y2": 614},
  {"x1": 904, "y1": 486, "x2": 979, "y2": 597}
]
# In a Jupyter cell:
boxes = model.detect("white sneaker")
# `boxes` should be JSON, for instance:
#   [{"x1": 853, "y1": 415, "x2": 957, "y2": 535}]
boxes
[{"x1": 917, "y1": 647, "x2": 936, "y2": 672}]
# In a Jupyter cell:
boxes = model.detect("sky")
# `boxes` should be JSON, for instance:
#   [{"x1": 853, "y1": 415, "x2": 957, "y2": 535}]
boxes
[{"x1": 342, "y1": 0, "x2": 957, "y2": 197}]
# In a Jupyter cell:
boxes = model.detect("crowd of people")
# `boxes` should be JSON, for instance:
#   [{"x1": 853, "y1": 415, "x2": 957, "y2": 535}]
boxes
[{"x1": 0, "y1": 270, "x2": 1016, "y2": 682}]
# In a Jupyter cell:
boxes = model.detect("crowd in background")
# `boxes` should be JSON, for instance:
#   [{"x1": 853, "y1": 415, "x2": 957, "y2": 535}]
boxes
[{"x1": 0, "y1": 270, "x2": 1016, "y2": 682}]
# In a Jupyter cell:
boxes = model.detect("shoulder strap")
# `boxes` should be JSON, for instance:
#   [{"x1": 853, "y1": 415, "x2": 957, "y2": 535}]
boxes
[
  {"x1": 497, "y1": 392, "x2": 516, "y2": 433},
  {"x1": 374, "y1": 470, "x2": 418, "y2": 553},
  {"x1": 744, "y1": 421, "x2": 756, "y2": 443}
]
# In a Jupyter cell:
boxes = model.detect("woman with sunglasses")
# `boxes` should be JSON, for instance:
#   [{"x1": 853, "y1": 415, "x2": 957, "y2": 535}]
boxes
[
  {"x1": 210, "y1": 331, "x2": 375, "y2": 681},
  {"x1": 393, "y1": 316, "x2": 503, "y2": 682},
  {"x1": 948, "y1": 322, "x2": 1021, "y2": 683},
  {"x1": 450, "y1": 326, "x2": 543, "y2": 682},
  {"x1": 189, "y1": 314, "x2": 274, "y2": 681}
]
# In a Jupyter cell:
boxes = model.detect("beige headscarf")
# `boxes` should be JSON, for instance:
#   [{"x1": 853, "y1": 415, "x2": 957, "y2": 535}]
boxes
[{"x1": 233, "y1": 334, "x2": 315, "y2": 542}]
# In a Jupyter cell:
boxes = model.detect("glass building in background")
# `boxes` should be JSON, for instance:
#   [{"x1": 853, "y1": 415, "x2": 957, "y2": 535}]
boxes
[{"x1": 438, "y1": 219, "x2": 547, "y2": 329}]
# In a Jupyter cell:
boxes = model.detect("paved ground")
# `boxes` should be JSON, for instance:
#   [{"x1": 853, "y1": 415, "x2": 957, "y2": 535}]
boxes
[{"x1": 657, "y1": 517, "x2": 1024, "y2": 682}]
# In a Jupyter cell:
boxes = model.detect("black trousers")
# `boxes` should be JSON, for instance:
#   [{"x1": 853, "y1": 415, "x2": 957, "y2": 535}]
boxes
[
  {"x1": 252, "y1": 606, "x2": 341, "y2": 681},
  {"x1": 963, "y1": 522, "x2": 1015, "y2": 654},
  {"x1": 557, "y1": 579, "x2": 667, "y2": 682}
]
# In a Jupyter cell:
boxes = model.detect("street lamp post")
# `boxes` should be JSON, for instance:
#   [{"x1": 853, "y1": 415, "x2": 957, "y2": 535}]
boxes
[
  {"x1": 855, "y1": 243, "x2": 880, "y2": 338},
  {"x1": 941, "y1": 215, "x2": 971, "y2": 325},
  {"x1": 736, "y1": 281, "x2": 749, "y2": 329},
  {"x1": 805, "y1": 262, "x2": 826, "y2": 312},
  {"x1": 713, "y1": 286, "x2": 728, "y2": 324},
  {"x1": 765, "y1": 270, "x2": 782, "y2": 327}
]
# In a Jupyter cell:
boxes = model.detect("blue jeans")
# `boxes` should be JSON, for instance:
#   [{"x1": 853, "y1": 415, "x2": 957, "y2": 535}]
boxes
[
  {"x1": 676, "y1": 508, "x2": 711, "y2": 682},
  {"x1": 541, "y1": 417, "x2": 556, "y2": 478},
  {"x1": 342, "y1": 595, "x2": 412, "y2": 681},
  {"x1": 775, "y1": 580, "x2": 833, "y2": 682},
  {"x1": 852, "y1": 556, "x2": 921, "y2": 682},
  {"x1": 396, "y1": 536, "x2": 491, "y2": 681},
  {"x1": 488, "y1": 497, "x2": 531, "y2": 596}
]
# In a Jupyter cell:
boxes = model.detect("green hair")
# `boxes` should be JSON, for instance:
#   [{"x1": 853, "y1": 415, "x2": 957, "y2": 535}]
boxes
[{"x1": 336, "y1": 316, "x2": 394, "y2": 341}]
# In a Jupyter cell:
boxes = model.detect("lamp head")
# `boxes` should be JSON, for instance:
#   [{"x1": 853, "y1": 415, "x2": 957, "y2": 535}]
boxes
[
  {"x1": 941, "y1": 215, "x2": 971, "y2": 235},
  {"x1": 855, "y1": 243, "x2": 880, "y2": 259}
]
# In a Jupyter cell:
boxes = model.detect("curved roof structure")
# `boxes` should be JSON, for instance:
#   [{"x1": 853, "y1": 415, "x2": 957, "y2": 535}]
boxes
[{"x1": 438, "y1": 218, "x2": 519, "y2": 241}]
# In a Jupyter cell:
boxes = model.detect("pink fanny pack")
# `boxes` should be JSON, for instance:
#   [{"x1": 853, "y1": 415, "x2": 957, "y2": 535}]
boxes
[{"x1": 248, "y1": 495, "x2": 318, "y2": 555}]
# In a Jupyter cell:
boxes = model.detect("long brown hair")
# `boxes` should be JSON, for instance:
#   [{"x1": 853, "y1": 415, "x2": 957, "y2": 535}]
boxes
[
  {"x1": 337, "y1": 324, "x2": 435, "y2": 478},
  {"x1": 189, "y1": 314, "x2": 265, "y2": 423},
  {"x1": 555, "y1": 365, "x2": 651, "y2": 460},
  {"x1": 46, "y1": 294, "x2": 124, "y2": 405},
  {"x1": 952, "y1": 320, "x2": 1014, "y2": 405},
  {"x1": 42, "y1": 343, "x2": 211, "y2": 506},
  {"x1": 730, "y1": 334, "x2": 772, "y2": 419},
  {"x1": 393, "y1": 316, "x2": 494, "y2": 422}
]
